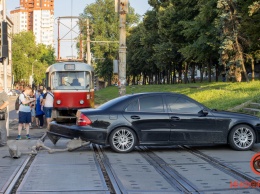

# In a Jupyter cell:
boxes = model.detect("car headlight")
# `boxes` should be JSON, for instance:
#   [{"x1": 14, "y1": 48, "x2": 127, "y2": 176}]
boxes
[
  {"x1": 56, "y1": 100, "x2": 61, "y2": 105},
  {"x1": 80, "y1": 100, "x2": 84, "y2": 104}
]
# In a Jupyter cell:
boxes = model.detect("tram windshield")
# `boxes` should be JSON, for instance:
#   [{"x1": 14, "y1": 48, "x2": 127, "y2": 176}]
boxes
[{"x1": 50, "y1": 71, "x2": 91, "y2": 90}]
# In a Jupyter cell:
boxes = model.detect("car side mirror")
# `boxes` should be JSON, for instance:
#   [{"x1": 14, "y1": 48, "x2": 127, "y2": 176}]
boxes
[
  {"x1": 198, "y1": 109, "x2": 208, "y2": 116},
  {"x1": 202, "y1": 109, "x2": 208, "y2": 115}
]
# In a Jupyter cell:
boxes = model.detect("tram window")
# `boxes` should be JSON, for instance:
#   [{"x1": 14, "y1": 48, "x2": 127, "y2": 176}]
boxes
[
  {"x1": 51, "y1": 71, "x2": 91, "y2": 90},
  {"x1": 85, "y1": 72, "x2": 90, "y2": 89}
]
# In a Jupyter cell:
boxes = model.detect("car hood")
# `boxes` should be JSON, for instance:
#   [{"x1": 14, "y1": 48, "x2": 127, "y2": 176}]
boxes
[{"x1": 211, "y1": 109, "x2": 259, "y2": 120}]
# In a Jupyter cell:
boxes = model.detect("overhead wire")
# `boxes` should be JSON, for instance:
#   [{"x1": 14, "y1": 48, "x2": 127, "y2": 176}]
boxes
[{"x1": 71, "y1": 0, "x2": 73, "y2": 58}]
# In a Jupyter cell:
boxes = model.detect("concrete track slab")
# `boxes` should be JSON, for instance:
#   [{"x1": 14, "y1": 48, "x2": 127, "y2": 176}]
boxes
[
  {"x1": 102, "y1": 149, "x2": 150, "y2": 165},
  {"x1": 103, "y1": 148, "x2": 179, "y2": 193},
  {"x1": 170, "y1": 163, "x2": 236, "y2": 191},
  {"x1": 198, "y1": 148, "x2": 255, "y2": 163},
  {"x1": 224, "y1": 162, "x2": 259, "y2": 180},
  {"x1": 204, "y1": 189, "x2": 259, "y2": 194},
  {"x1": 0, "y1": 165, "x2": 24, "y2": 194},
  {"x1": 16, "y1": 148, "x2": 109, "y2": 193},
  {"x1": 110, "y1": 163, "x2": 178, "y2": 193},
  {"x1": 153, "y1": 149, "x2": 207, "y2": 165}
]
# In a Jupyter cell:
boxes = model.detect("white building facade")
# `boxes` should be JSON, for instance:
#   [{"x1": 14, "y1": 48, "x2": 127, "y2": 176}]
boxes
[
  {"x1": 10, "y1": 8, "x2": 28, "y2": 34},
  {"x1": 33, "y1": 10, "x2": 54, "y2": 45},
  {"x1": 10, "y1": 0, "x2": 54, "y2": 46}
]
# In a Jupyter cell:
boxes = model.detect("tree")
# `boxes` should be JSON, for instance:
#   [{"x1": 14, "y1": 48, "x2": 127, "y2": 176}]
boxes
[
  {"x1": 217, "y1": 0, "x2": 249, "y2": 82},
  {"x1": 80, "y1": 0, "x2": 139, "y2": 85},
  {"x1": 12, "y1": 31, "x2": 55, "y2": 85},
  {"x1": 179, "y1": 0, "x2": 219, "y2": 82}
]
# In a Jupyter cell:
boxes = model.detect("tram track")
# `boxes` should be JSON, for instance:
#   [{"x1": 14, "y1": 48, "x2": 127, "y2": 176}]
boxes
[
  {"x1": 4, "y1": 155, "x2": 35, "y2": 194},
  {"x1": 182, "y1": 145, "x2": 260, "y2": 190},
  {"x1": 92, "y1": 144, "x2": 119, "y2": 194},
  {"x1": 140, "y1": 145, "x2": 260, "y2": 193},
  {"x1": 137, "y1": 146, "x2": 200, "y2": 193},
  {"x1": 2, "y1": 144, "x2": 259, "y2": 194}
]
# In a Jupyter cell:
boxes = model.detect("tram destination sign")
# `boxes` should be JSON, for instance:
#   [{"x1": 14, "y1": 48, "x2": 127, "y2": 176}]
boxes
[{"x1": 64, "y1": 64, "x2": 75, "y2": 70}]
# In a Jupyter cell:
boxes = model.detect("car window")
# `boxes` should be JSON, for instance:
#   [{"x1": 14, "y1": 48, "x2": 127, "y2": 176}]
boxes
[
  {"x1": 139, "y1": 96, "x2": 164, "y2": 112},
  {"x1": 125, "y1": 99, "x2": 139, "y2": 112},
  {"x1": 125, "y1": 95, "x2": 165, "y2": 112},
  {"x1": 166, "y1": 95, "x2": 201, "y2": 114}
]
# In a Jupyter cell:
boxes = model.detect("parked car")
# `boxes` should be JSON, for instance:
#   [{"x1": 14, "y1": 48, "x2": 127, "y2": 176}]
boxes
[
  {"x1": 48, "y1": 92, "x2": 260, "y2": 153},
  {"x1": 8, "y1": 89, "x2": 21, "y2": 96}
]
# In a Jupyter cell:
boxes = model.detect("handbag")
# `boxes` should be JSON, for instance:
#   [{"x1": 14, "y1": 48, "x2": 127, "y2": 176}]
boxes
[{"x1": 0, "y1": 112, "x2": 5, "y2": 120}]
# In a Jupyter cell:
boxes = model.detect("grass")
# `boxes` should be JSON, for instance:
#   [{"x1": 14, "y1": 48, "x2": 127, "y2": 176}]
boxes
[{"x1": 95, "y1": 81, "x2": 260, "y2": 111}]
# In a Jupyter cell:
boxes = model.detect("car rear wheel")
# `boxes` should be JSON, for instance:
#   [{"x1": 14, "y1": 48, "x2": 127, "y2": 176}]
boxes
[
  {"x1": 109, "y1": 127, "x2": 136, "y2": 153},
  {"x1": 228, "y1": 125, "x2": 255, "y2": 151}
]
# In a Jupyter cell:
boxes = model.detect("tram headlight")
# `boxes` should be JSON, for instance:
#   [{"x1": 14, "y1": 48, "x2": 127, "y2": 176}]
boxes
[
  {"x1": 56, "y1": 100, "x2": 61, "y2": 105},
  {"x1": 80, "y1": 100, "x2": 84, "y2": 104}
]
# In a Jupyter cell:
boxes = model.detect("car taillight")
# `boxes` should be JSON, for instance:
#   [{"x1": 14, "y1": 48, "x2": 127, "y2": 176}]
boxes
[{"x1": 76, "y1": 113, "x2": 92, "y2": 126}]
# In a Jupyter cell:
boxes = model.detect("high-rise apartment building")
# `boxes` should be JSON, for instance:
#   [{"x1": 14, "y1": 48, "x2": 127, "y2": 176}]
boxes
[{"x1": 10, "y1": 0, "x2": 54, "y2": 46}]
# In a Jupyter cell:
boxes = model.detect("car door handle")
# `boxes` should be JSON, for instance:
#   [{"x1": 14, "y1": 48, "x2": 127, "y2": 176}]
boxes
[
  {"x1": 131, "y1": 116, "x2": 140, "y2": 120},
  {"x1": 170, "y1": 116, "x2": 180, "y2": 121}
]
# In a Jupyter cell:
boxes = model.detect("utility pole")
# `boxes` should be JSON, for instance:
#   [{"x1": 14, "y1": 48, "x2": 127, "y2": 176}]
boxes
[
  {"x1": 2, "y1": 0, "x2": 7, "y2": 93},
  {"x1": 116, "y1": 0, "x2": 128, "y2": 96},
  {"x1": 86, "y1": 18, "x2": 91, "y2": 65},
  {"x1": 57, "y1": 18, "x2": 60, "y2": 60},
  {"x1": 1, "y1": 0, "x2": 9, "y2": 135}
]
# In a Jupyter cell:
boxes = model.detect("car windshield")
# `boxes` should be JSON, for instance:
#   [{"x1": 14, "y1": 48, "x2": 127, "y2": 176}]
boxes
[{"x1": 51, "y1": 71, "x2": 90, "y2": 90}]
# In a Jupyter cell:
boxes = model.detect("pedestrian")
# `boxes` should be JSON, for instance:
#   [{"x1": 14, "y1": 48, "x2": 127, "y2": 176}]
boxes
[
  {"x1": 35, "y1": 85, "x2": 44, "y2": 99},
  {"x1": 42, "y1": 87, "x2": 54, "y2": 130},
  {"x1": 16, "y1": 86, "x2": 35, "y2": 140},
  {"x1": 35, "y1": 90, "x2": 44, "y2": 128},
  {"x1": 0, "y1": 87, "x2": 9, "y2": 147},
  {"x1": 29, "y1": 89, "x2": 36, "y2": 128}
]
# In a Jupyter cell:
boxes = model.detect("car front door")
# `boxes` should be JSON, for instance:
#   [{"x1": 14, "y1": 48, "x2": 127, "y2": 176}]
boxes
[
  {"x1": 165, "y1": 95, "x2": 220, "y2": 144},
  {"x1": 123, "y1": 95, "x2": 170, "y2": 143}
]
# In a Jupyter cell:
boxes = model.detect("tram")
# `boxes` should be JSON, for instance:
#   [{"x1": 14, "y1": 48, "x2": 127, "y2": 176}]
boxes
[{"x1": 45, "y1": 61, "x2": 95, "y2": 122}]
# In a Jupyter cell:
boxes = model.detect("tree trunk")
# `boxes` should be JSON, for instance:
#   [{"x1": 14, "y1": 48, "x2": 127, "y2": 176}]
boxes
[
  {"x1": 235, "y1": 35, "x2": 249, "y2": 82},
  {"x1": 215, "y1": 61, "x2": 219, "y2": 82},
  {"x1": 208, "y1": 58, "x2": 212, "y2": 82},
  {"x1": 191, "y1": 64, "x2": 195, "y2": 83},
  {"x1": 184, "y1": 62, "x2": 189, "y2": 84},
  {"x1": 251, "y1": 55, "x2": 255, "y2": 81}
]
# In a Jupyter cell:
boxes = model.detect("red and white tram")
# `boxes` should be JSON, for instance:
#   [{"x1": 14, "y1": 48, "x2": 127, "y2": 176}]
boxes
[{"x1": 45, "y1": 62, "x2": 95, "y2": 121}]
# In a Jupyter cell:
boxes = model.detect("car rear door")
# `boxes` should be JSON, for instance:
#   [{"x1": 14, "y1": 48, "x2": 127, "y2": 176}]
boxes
[
  {"x1": 123, "y1": 95, "x2": 171, "y2": 142},
  {"x1": 165, "y1": 94, "x2": 221, "y2": 143}
]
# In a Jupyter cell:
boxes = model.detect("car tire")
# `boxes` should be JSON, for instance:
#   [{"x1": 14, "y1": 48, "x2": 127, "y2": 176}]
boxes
[
  {"x1": 109, "y1": 127, "x2": 137, "y2": 153},
  {"x1": 228, "y1": 124, "x2": 255, "y2": 151}
]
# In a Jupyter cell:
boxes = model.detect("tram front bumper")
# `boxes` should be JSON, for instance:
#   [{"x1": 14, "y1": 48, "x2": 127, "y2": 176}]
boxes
[{"x1": 47, "y1": 121, "x2": 107, "y2": 145}]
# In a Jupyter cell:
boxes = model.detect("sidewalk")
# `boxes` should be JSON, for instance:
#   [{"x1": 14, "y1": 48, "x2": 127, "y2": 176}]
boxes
[{"x1": 8, "y1": 119, "x2": 47, "y2": 141}]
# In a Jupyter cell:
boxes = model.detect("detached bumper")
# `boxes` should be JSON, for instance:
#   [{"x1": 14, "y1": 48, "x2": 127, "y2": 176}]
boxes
[{"x1": 48, "y1": 121, "x2": 107, "y2": 144}]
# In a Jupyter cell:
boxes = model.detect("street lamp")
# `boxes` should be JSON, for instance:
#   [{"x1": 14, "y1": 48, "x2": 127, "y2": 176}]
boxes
[
  {"x1": 29, "y1": 60, "x2": 37, "y2": 86},
  {"x1": 32, "y1": 59, "x2": 37, "y2": 75}
]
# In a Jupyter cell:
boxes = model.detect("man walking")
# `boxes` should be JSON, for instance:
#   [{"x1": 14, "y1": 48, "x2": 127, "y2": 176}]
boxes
[{"x1": 42, "y1": 87, "x2": 54, "y2": 130}]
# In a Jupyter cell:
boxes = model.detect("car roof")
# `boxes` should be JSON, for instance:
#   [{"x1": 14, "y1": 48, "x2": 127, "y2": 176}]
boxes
[{"x1": 98, "y1": 92, "x2": 184, "y2": 111}]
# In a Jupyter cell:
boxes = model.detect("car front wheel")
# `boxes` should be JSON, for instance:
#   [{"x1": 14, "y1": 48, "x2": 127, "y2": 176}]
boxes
[
  {"x1": 228, "y1": 124, "x2": 255, "y2": 151},
  {"x1": 109, "y1": 127, "x2": 136, "y2": 153}
]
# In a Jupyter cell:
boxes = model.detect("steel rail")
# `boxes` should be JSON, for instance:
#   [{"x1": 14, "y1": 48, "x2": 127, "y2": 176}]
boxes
[
  {"x1": 4, "y1": 156, "x2": 31, "y2": 194},
  {"x1": 92, "y1": 144, "x2": 121, "y2": 194},
  {"x1": 138, "y1": 146, "x2": 200, "y2": 193},
  {"x1": 182, "y1": 145, "x2": 260, "y2": 192}
]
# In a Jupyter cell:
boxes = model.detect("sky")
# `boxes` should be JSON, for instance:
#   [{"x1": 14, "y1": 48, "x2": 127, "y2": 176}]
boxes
[{"x1": 7, "y1": 0, "x2": 151, "y2": 58}]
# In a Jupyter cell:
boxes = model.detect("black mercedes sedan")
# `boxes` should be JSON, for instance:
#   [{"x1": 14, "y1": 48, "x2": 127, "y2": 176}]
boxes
[{"x1": 48, "y1": 92, "x2": 260, "y2": 153}]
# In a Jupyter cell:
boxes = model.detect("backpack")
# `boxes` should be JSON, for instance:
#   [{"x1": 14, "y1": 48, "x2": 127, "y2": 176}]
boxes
[{"x1": 15, "y1": 93, "x2": 25, "y2": 110}]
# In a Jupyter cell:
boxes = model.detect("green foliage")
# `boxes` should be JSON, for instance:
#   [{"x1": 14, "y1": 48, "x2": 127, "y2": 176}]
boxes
[
  {"x1": 80, "y1": 0, "x2": 139, "y2": 84},
  {"x1": 95, "y1": 81, "x2": 260, "y2": 111},
  {"x1": 125, "y1": 0, "x2": 260, "y2": 84},
  {"x1": 249, "y1": 1, "x2": 260, "y2": 16},
  {"x1": 12, "y1": 31, "x2": 55, "y2": 85}
]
